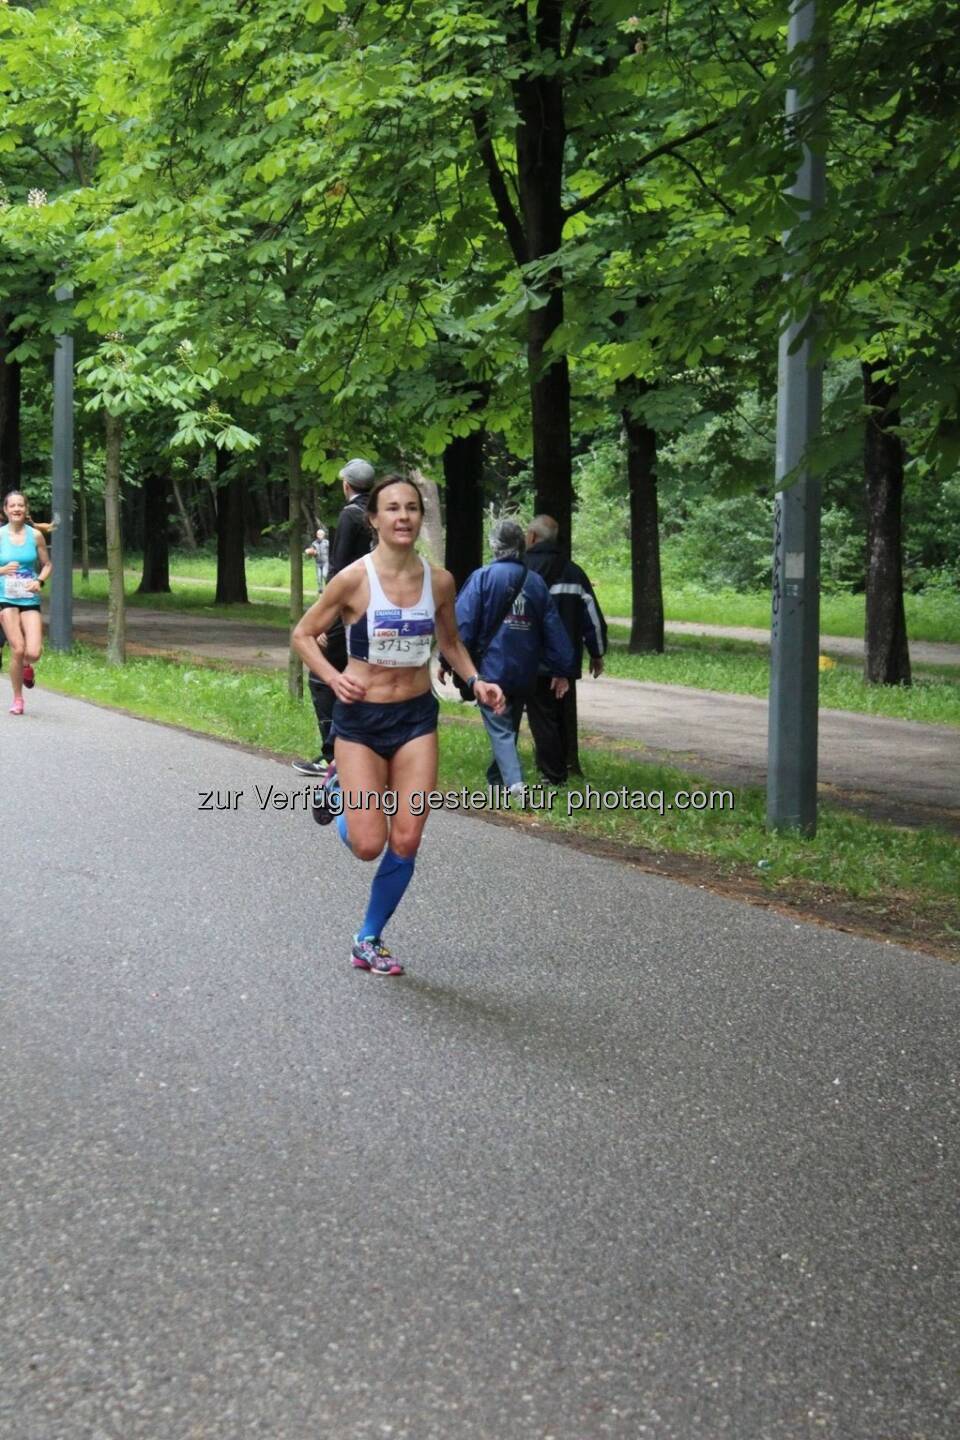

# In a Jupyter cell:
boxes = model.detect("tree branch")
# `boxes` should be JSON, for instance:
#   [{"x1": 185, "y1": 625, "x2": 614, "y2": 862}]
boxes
[
  {"x1": 562, "y1": 117, "x2": 722, "y2": 223},
  {"x1": 471, "y1": 105, "x2": 527, "y2": 266},
  {"x1": 669, "y1": 150, "x2": 736, "y2": 218}
]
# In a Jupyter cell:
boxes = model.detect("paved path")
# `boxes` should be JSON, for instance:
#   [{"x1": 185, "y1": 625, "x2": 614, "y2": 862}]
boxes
[
  {"x1": 570, "y1": 675, "x2": 960, "y2": 830},
  {"x1": 609, "y1": 618, "x2": 960, "y2": 669},
  {"x1": 2, "y1": 693, "x2": 958, "y2": 1439},
  {"x1": 71, "y1": 601, "x2": 960, "y2": 830}
]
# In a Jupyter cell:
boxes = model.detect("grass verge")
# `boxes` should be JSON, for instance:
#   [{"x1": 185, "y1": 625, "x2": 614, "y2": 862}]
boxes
[
  {"x1": 74, "y1": 572, "x2": 292, "y2": 627},
  {"x1": 36, "y1": 646, "x2": 960, "y2": 959}
]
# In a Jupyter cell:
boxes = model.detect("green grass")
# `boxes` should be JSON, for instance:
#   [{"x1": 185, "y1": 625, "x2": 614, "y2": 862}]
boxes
[
  {"x1": 436, "y1": 720, "x2": 957, "y2": 915},
  {"x1": 74, "y1": 571, "x2": 294, "y2": 627},
  {"x1": 592, "y1": 574, "x2": 960, "y2": 645},
  {"x1": 154, "y1": 553, "x2": 312, "y2": 590},
  {"x1": 603, "y1": 629, "x2": 960, "y2": 727},
  {"x1": 37, "y1": 646, "x2": 960, "y2": 950}
]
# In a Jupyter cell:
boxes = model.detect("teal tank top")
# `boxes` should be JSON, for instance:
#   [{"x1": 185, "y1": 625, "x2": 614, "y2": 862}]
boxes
[{"x1": 0, "y1": 524, "x2": 41, "y2": 608}]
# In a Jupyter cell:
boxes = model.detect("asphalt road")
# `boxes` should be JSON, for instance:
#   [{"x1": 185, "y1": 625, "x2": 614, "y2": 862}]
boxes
[{"x1": 2, "y1": 692, "x2": 958, "y2": 1440}]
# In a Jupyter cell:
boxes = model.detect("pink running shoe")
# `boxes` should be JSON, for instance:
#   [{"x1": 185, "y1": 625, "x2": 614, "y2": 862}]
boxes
[
  {"x1": 22, "y1": 664, "x2": 35, "y2": 689},
  {"x1": 10, "y1": 697, "x2": 24, "y2": 715}
]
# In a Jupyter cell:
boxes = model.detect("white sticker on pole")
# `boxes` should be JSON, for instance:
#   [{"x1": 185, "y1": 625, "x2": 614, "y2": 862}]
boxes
[{"x1": 785, "y1": 552, "x2": 805, "y2": 580}]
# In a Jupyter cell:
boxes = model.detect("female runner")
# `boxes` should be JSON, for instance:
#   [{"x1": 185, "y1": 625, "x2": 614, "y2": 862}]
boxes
[
  {"x1": 292, "y1": 473, "x2": 504, "y2": 976},
  {"x1": 0, "y1": 490, "x2": 52, "y2": 714}
]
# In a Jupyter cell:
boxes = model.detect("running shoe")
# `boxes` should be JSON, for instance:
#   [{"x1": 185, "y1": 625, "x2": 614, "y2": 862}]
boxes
[
  {"x1": 291, "y1": 756, "x2": 329, "y2": 777},
  {"x1": 22, "y1": 663, "x2": 35, "y2": 689},
  {"x1": 9, "y1": 697, "x2": 24, "y2": 715},
  {"x1": 351, "y1": 936, "x2": 405, "y2": 976},
  {"x1": 311, "y1": 763, "x2": 338, "y2": 826}
]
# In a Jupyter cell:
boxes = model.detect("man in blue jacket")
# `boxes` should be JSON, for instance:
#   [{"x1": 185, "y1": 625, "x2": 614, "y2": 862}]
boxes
[{"x1": 452, "y1": 519, "x2": 575, "y2": 802}]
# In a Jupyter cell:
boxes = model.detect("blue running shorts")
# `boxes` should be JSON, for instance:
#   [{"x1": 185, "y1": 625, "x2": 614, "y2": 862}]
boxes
[{"x1": 331, "y1": 690, "x2": 439, "y2": 760}]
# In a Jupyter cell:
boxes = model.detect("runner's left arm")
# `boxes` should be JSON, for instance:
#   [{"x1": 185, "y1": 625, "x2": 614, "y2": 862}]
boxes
[{"x1": 33, "y1": 530, "x2": 52, "y2": 590}]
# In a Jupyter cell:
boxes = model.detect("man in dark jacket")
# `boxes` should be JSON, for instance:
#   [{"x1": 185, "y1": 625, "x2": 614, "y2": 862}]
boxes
[
  {"x1": 523, "y1": 514, "x2": 607, "y2": 784},
  {"x1": 291, "y1": 457, "x2": 375, "y2": 777},
  {"x1": 453, "y1": 519, "x2": 575, "y2": 801}
]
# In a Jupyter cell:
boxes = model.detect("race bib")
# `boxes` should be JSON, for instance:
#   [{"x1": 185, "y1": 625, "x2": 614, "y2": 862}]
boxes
[
  {"x1": 368, "y1": 609, "x2": 434, "y2": 668},
  {"x1": 3, "y1": 572, "x2": 34, "y2": 601}
]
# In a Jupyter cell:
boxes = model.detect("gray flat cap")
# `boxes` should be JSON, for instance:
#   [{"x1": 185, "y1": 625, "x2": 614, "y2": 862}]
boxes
[{"x1": 339, "y1": 458, "x2": 376, "y2": 491}]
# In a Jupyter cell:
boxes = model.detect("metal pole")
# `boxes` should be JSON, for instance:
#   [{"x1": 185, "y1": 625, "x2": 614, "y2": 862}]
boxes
[
  {"x1": 767, "y1": 0, "x2": 826, "y2": 835},
  {"x1": 48, "y1": 283, "x2": 74, "y2": 651}
]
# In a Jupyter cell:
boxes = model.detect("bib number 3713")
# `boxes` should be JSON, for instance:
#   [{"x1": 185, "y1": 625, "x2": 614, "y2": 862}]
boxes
[{"x1": 369, "y1": 614, "x2": 433, "y2": 667}]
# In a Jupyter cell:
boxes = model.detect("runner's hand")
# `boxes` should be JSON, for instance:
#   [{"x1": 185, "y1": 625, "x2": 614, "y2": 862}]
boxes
[{"x1": 332, "y1": 671, "x2": 367, "y2": 704}]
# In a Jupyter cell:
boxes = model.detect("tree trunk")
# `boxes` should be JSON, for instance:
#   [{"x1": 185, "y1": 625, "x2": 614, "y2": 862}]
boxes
[
  {"x1": 443, "y1": 427, "x2": 486, "y2": 590},
  {"x1": 619, "y1": 379, "x2": 665, "y2": 653},
  {"x1": 214, "y1": 452, "x2": 248, "y2": 604},
  {"x1": 103, "y1": 411, "x2": 125, "y2": 666},
  {"x1": 171, "y1": 474, "x2": 197, "y2": 551},
  {"x1": 862, "y1": 361, "x2": 911, "y2": 686},
  {"x1": 287, "y1": 428, "x2": 303, "y2": 700},
  {"x1": 78, "y1": 430, "x2": 90, "y2": 579},
  {"x1": 138, "y1": 468, "x2": 171, "y2": 593},
  {"x1": 527, "y1": 293, "x2": 572, "y2": 545},
  {"x1": 410, "y1": 466, "x2": 444, "y2": 567},
  {"x1": 514, "y1": 3, "x2": 572, "y2": 545},
  {"x1": 0, "y1": 317, "x2": 22, "y2": 496}
]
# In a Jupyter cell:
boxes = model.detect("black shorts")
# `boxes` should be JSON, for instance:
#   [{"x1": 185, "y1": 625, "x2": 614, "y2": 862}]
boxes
[{"x1": 331, "y1": 690, "x2": 439, "y2": 761}]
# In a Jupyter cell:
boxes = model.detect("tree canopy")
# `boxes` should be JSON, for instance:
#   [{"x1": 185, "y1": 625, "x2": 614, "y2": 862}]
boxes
[{"x1": 1, "y1": 1, "x2": 957, "y2": 559}]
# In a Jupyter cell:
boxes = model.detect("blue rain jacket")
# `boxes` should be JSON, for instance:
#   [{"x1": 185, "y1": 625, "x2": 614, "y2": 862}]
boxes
[{"x1": 455, "y1": 558, "x2": 576, "y2": 697}]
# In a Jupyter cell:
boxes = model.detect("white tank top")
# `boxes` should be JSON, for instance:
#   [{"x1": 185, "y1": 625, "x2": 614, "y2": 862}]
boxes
[{"x1": 347, "y1": 553, "x2": 436, "y2": 668}]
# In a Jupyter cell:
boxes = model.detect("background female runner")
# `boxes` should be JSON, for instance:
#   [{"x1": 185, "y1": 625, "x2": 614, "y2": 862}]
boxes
[
  {"x1": 292, "y1": 474, "x2": 504, "y2": 976},
  {"x1": 0, "y1": 490, "x2": 51, "y2": 714}
]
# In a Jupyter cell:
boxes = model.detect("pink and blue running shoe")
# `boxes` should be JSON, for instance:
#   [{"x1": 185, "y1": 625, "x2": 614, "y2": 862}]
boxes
[{"x1": 351, "y1": 936, "x2": 405, "y2": 976}]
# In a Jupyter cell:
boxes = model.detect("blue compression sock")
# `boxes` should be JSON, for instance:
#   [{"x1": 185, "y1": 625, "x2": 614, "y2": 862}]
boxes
[
  {"x1": 335, "y1": 810, "x2": 352, "y2": 851},
  {"x1": 360, "y1": 848, "x2": 416, "y2": 941}
]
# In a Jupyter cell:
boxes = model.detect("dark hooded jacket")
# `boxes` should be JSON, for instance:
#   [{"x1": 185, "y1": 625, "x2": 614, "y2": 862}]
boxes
[{"x1": 524, "y1": 541, "x2": 607, "y2": 680}]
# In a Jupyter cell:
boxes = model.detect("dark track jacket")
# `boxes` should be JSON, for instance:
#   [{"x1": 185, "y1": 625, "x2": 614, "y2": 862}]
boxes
[
  {"x1": 524, "y1": 541, "x2": 607, "y2": 681},
  {"x1": 329, "y1": 492, "x2": 371, "y2": 578},
  {"x1": 455, "y1": 557, "x2": 576, "y2": 698}
]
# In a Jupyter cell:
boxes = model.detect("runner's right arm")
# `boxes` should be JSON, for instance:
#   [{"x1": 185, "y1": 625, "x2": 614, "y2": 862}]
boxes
[{"x1": 291, "y1": 565, "x2": 367, "y2": 701}]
